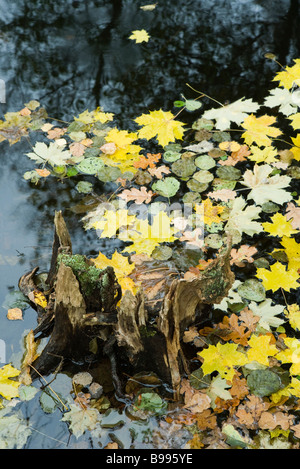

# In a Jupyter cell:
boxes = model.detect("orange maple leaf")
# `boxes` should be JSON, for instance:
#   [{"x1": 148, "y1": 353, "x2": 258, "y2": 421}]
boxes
[
  {"x1": 217, "y1": 314, "x2": 251, "y2": 346},
  {"x1": 133, "y1": 152, "x2": 161, "y2": 169}
]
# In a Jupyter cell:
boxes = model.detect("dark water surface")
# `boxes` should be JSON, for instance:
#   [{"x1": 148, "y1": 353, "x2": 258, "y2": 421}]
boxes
[{"x1": 0, "y1": 0, "x2": 299, "y2": 448}]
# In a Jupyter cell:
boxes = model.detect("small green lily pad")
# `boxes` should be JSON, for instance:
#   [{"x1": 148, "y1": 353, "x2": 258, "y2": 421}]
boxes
[
  {"x1": 237, "y1": 279, "x2": 266, "y2": 301},
  {"x1": 247, "y1": 369, "x2": 282, "y2": 397},
  {"x1": 152, "y1": 245, "x2": 173, "y2": 260},
  {"x1": 187, "y1": 179, "x2": 208, "y2": 192},
  {"x1": 75, "y1": 181, "x2": 93, "y2": 194},
  {"x1": 97, "y1": 166, "x2": 121, "y2": 182},
  {"x1": 163, "y1": 150, "x2": 181, "y2": 162},
  {"x1": 193, "y1": 170, "x2": 214, "y2": 183},
  {"x1": 152, "y1": 177, "x2": 180, "y2": 198},
  {"x1": 171, "y1": 158, "x2": 196, "y2": 178},
  {"x1": 195, "y1": 154, "x2": 216, "y2": 170},
  {"x1": 216, "y1": 166, "x2": 241, "y2": 180},
  {"x1": 77, "y1": 157, "x2": 104, "y2": 175}
]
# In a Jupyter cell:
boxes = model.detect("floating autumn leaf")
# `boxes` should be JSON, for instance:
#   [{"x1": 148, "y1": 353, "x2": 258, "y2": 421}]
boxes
[
  {"x1": 247, "y1": 146, "x2": 278, "y2": 164},
  {"x1": 246, "y1": 334, "x2": 278, "y2": 366},
  {"x1": 272, "y1": 58, "x2": 300, "y2": 89},
  {"x1": 135, "y1": 109, "x2": 186, "y2": 147},
  {"x1": 202, "y1": 98, "x2": 260, "y2": 131},
  {"x1": 0, "y1": 364, "x2": 21, "y2": 400},
  {"x1": 120, "y1": 212, "x2": 177, "y2": 256},
  {"x1": 290, "y1": 134, "x2": 300, "y2": 160},
  {"x1": 129, "y1": 29, "x2": 150, "y2": 43},
  {"x1": 194, "y1": 198, "x2": 224, "y2": 226},
  {"x1": 225, "y1": 196, "x2": 263, "y2": 241},
  {"x1": 255, "y1": 261, "x2": 299, "y2": 292},
  {"x1": 198, "y1": 342, "x2": 248, "y2": 382},
  {"x1": 133, "y1": 152, "x2": 161, "y2": 169},
  {"x1": 74, "y1": 108, "x2": 114, "y2": 125},
  {"x1": 69, "y1": 142, "x2": 86, "y2": 157},
  {"x1": 262, "y1": 212, "x2": 298, "y2": 237},
  {"x1": 0, "y1": 111, "x2": 32, "y2": 145},
  {"x1": 91, "y1": 250, "x2": 137, "y2": 295},
  {"x1": 147, "y1": 164, "x2": 171, "y2": 179},
  {"x1": 100, "y1": 142, "x2": 117, "y2": 155},
  {"x1": 217, "y1": 314, "x2": 251, "y2": 346},
  {"x1": 92, "y1": 209, "x2": 136, "y2": 238},
  {"x1": 140, "y1": 3, "x2": 157, "y2": 11},
  {"x1": 288, "y1": 112, "x2": 300, "y2": 130},
  {"x1": 105, "y1": 128, "x2": 138, "y2": 149},
  {"x1": 239, "y1": 308, "x2": 260, "y2": 333},
  {"x1": 284, "y1": 304, "x2": 300, "y2": 331},
  {"x1": 248, "y1": 299, "x2": 285, "y2": 331},
  {"x1": 241, "y1": 114, "x2": 282, "y2": 147},
  {"x1": 230, "y1": 245, "x2": 257, "y2": 267},
  {"x1": 207, "y1": 188, "x2": 237, "y2": 202},
  {"x1": 219, "y1": 141, "x2": 241, "y2": 152},
  {"x1": 264, "y1": 87, "x2": 300, "y2": 116},
  {"x1": 7, "y1": 307, "x2": 23, "y2": 320},
  {"x1": 277, "y1": 236, "x2": 300, "y2": 271},
  {"x1": 276, "y1": 337, "x2": 300, "y2": 375},
  {"x1": 241, "y1": 164, "x2": 292, "y2": 205},
  {"x1": 26, "y1": 141, "x2": 72, "y2": 167},
  {"x1": 102, "y1": 128, "x2": 142, "y2": 169},
  {"x1": 117, "y1": 186, "x2": 154, "y2": 204},
  {"x1": 47, "y1": 127, "x2": 66, "y2": 140},
  {"x1": 61, "y1": 403, "x2": 100, "y2": 439},
  {"x1": 35, "y1": 168, "x2": 51, "y2": 178},
  {"x1": 285, "y1": 202, "x2": 300, "y2": 229},
  {"x1": 258, "y1": 411, "x2": 293, "y2": 431},
  {"x1": 179, "y1": 227, "x2": 204, "y2": 249}
]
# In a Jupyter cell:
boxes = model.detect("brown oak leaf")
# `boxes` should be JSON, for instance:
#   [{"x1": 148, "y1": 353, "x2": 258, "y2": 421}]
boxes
[{"x1": 230, "y1": 244, "x2": 258, "y2": 267}]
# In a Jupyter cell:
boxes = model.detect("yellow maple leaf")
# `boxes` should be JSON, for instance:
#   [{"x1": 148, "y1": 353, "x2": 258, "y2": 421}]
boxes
[
  {"x1": 120, "y1": 212, "x2": 177, "y2": 256},
  {"x1": 198, "y1": 342, "x2": 248, "y2": 382},
  {"x1": 288, "y1": 112, "x2": 300, "y2": 131},
  {"x1": 92, "y1": 108, "x2": 114, "y2": 123},
  {"x1": 91, "y1": 250, "x2": 137, "y2": 294},
  {"x1": 279, "y1": 236, "x2": 300, "y2": 271},
  {"x1": 276, "y1": 337, "x2": 300, "y2": 375},
  {"x1": 241, "y1": 114, "x2": 282, "y2": 147},
  {"x1": 135, "y1": 109, "x2": 186, "y2": 147},
  {"x1": 129, "y1": 29, "x2": 150, "y2": 43},
  {"x1": 256, "y1": 261, "x2": 299, "y2": 292},
  {"x1": 272, "y1": 59, "x2": 300, "y2": 89},
  {"x1": 74, "y1": 108, "x2": 113, "y2": 125},
  {"x1": 247, "y1": 145, "x2": 278, "y2": 164},
  {"x1": 194, "y1": 198, "x2": 224, "y2": 226},
  {"x1": 290, "y1": 134, "x2": 300, "y2": 161},
  {"x1": 0, "y1": 364, "x2": 21, "y2": 400},
  {"x1": 105, "y1": 128, "x2": 138, "y2": 148},
  {"x1": 246, "y1": 334, "x2": 278, "y2": 366},
  {"x1": 92, "y1": 209, "x2": 136, "y2": 238},
  {"x1": 262, "y1": 213, "x2": 298, "y2": 238},
  {"x1": 284, "y1": 304, "x2": 300, "y2": 331}
]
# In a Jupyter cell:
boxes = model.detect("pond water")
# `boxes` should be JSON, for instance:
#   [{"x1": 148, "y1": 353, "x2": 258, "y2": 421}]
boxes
[{"x1": 0, "y1": 0, "x2": 299, "y2": 449}]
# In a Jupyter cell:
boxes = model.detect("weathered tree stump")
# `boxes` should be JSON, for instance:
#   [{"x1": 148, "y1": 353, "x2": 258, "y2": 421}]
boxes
[{"x1": 19, "y1": 211, "x2": 234, "y2": 399}]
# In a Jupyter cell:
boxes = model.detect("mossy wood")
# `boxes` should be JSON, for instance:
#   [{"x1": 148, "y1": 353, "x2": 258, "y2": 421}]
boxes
[{"x1": 19, "y1": 211, "x2": 234, "y2": 398}]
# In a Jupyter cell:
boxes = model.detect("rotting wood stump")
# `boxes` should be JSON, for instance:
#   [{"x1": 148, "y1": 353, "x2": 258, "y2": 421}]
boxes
[{"x1": 18, "y1": 211, "x2": 234, "y2": 399}]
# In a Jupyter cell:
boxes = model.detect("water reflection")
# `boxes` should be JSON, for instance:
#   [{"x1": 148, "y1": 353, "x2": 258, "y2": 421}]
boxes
[
  {"x1": 0, "y1": 0, "x2": 299, "y2": 125},
  {"x1": 0, "y1": 0, "x2": 299, "y2": 448}
]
